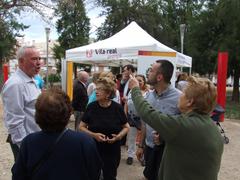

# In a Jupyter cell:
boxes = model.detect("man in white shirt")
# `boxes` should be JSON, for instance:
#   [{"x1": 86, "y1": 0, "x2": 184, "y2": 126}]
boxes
[{"x1": 1, "y1": 46, "x2": 42, "y2": 161}]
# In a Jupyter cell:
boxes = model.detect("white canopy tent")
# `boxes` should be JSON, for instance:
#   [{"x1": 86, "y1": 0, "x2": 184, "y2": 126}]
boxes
[
  {"x1": 63, "y1": 21, "x2": 192, "y2": 97},
  {"x1": 66, "y1": 21, "x2": 191, "y2": 67}
]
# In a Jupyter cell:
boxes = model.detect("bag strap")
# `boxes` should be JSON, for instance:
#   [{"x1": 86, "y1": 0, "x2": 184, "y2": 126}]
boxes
[{"x1": 30, "y1": 128, "x2": 68, "y2": 177}]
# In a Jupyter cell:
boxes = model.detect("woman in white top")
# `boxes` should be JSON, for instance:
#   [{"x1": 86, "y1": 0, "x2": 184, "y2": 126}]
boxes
[
  {"x1": 87, "y1": 72, "x2": 100, "y2": 96},
  {"x1": 125, "y1": 74, "x2": 149, "y2": 165}
]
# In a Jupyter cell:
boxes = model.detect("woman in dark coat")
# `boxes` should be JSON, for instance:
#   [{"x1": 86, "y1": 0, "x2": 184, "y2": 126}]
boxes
[{"x1": 12, "y1": 88, "x2": 102, "y2": 180}]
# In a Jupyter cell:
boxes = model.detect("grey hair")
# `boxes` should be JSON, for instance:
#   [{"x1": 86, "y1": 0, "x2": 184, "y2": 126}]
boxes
[
  {"x1": 16, "y1": 46, "x2": 36, "y2": 60},
  {"x1": 77, "y1": 71, "x2": 88, "y2": 81}
]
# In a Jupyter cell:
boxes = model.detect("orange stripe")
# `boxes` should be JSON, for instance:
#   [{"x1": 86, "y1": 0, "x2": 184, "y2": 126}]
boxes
[{"x1": 138, "y1": 50, "x2": 176, "y2": 57}]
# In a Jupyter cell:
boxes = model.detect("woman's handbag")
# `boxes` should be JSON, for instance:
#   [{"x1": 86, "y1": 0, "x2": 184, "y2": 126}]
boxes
[{"x1": 127, "y1": 113, "x2": 141, "y2": 130}]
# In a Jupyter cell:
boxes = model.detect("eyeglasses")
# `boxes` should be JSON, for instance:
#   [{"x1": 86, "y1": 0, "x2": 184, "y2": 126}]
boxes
[
  {"x1": 96, "y1": 87, "x2": 105, "y2": 91},
  {"x1": 31, "y1": 57, "x2": 42, "y2": 61}
]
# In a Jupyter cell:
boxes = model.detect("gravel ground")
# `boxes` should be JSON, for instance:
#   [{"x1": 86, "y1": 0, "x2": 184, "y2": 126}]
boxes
[{"x1": 0, "y1": 98, "x2": 240, "y2": 180}]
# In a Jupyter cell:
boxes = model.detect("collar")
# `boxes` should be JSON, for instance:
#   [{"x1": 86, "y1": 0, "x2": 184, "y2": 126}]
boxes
[
  {"x1": 153, "y1": 84, "x2": 172, "y2": 97},
  {"x1": 79, "y1": 80, "x2": 87, "y2": 87},
  {"x1": 16, "y1": 69, "x2": 35, "y2": 83}
]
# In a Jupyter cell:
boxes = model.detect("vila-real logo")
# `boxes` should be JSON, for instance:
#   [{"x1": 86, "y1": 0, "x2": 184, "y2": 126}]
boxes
[
  {"x1": 86, "y1": 48, "x2": 118, "y2": 58},
  {"x1": 86, "y1": 49, "x2": 93, "y2": 58}
]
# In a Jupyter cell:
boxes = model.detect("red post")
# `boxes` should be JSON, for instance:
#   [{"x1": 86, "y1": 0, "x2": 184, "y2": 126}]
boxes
[
  {"x1": 3, "y1": 64, "x2": 9, "y2": 83},
  {"x1": 217, "y1": 52, "x2": 228, "y2": 121}
]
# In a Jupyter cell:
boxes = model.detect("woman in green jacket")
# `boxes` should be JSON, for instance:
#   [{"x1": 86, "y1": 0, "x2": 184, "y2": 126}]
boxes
[{"x1": 128, "y1": 75, "x2": 223, "y2": 180}]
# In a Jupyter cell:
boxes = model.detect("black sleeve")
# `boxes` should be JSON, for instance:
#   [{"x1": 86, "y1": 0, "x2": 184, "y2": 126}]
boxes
[{"x1": 117, "y1": 103, "x2": 128, "y2": 125}]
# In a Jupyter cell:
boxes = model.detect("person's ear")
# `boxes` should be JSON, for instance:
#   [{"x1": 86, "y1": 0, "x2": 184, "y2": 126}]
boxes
[
  {"x1": 18, "y1": 57, "x2": 24, "y2": 65},
  {"x1": 156, "y1": 73, "x2": 163, "y2": 82},
  {"x1": 19, "y1": 57, "x2": 23, "y2": 62},
  {"x1": 187, "y1": 98, "x2": 194, "y2": 107}
]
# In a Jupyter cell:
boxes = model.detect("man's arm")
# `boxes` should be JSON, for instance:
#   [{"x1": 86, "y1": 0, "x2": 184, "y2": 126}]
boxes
[
  {"x1": 2, "y1": 83, "x2": 27, "y2": 146},
  {"x1": 136, "y1": 121, "x2": 146, "y2": 161}
]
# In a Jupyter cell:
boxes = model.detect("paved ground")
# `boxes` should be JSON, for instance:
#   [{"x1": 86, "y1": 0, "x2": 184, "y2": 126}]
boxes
[{"x1": 1, "y1": 98, "x2": 240, "y2": 180}]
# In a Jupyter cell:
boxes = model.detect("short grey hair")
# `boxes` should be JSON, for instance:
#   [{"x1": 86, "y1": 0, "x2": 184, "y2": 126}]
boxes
[
  {"x1": 16, "y1": 46, "x2": 36, "y2": 60},
  {"x1": 77, "y1": 71, "x2": 89, "y2": 81}
]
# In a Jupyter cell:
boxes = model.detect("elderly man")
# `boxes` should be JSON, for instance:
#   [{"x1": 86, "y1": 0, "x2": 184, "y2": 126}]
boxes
[
  {"x1": 2, "y1": 46, "x2": 42, "y2": 161},
  {"x1": 72, "y1": 71, "x2": 89, "y2": 130}
]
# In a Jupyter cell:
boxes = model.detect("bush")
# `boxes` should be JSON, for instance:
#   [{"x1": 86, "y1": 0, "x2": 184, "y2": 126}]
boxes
[
  {"x1": 48, "y1": 74, "x2": 61, "y2": 83},
  {"x1": 44, "y1": 74, "x2": 61, "y2": 87}
]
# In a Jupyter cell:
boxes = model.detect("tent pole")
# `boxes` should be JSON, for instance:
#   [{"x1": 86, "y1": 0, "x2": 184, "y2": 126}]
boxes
[{"x1": 189, "y1": 67, "x2": 192, "y2": 75}]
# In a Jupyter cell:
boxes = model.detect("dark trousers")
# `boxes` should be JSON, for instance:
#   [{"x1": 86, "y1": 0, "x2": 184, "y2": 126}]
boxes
[
  {"x1": 143, "y1": 144, "x2": 165, "y2": 180},
  {"x1": 97, "y1": 142, "x2": 121, "y2": 180},
  {"x1": 7, "y1": 135, "x2": 20, "y2": 162}
]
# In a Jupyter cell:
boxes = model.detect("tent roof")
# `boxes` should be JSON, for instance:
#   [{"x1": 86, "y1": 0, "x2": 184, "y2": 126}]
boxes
[{"x1": 66, "y1": 21, "x2": 192, "y2": 67}]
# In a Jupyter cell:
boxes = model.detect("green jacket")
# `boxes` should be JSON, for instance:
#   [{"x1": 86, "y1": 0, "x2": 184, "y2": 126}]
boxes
[{"x1": 131, "y1": 87, "x2": 223, "y2": 180}]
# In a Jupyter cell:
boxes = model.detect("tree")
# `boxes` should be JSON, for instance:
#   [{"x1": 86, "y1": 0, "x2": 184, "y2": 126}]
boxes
[
  {"x1": 0, "y1": 0, "x2": 55, "y2": 89},
  {"x1": 214, "y1": 0, "x2": 240, "y2": 102},
  {"x1": 95, "y1": 0, "x2": 240, "y2": 103},
  {"x1": 185, "y1": 0, "x2": 219, "y2": 75},
  {"x1": 53, "y1": 0, "x2": 90, "y2": 73},
  {"x1": 0, "y1": 1, "x2": 26, "y2": 89},
  {"x1": 186, "y1": 0, "x2": 240, "y2": 102},
  {"x1": 95, "y1": 0, "x2": 162, "y2": 41},
  {"x1": 55, "y1": 0, "x2": 90, "y2": 53},
  {"x1": 52, "y1": 44, "x2": 64, "y2": 74}
]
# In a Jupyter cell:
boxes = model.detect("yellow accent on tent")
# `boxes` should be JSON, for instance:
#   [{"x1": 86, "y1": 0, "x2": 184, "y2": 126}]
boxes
[{"x1": 66, "y1": 61, "x2": 73, "y2": 100}]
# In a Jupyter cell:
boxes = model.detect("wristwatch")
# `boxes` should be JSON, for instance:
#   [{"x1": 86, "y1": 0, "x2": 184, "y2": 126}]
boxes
[{"x1": 137, "y1": 144, "x2": 144, "y2": 148}]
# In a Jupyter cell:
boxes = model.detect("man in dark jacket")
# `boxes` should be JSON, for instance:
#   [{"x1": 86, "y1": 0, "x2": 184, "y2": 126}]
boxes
[{"x1": 72, "y1": 71, "x2": 89, "y2": 130}]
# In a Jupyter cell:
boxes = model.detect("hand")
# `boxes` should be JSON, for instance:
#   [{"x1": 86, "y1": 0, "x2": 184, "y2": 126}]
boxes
[
  {"x1": 106, "y1": 134, "x2": 119, "y2": 144},
  {"x1": 152, "y1": 131, "x2": 161, "y2": 145},
  {"x1": 136, "y1": 147, "x2": 144, "y2": 161},
  {"x1": 128, "y1": 74, "x2": 139, "y2": 89},
  {"x1": 122, "y1": 96, "x2": 127, "y2": 103},
  {"x1": 93, "y1": 133, "x2": 107, "y2": 142}
]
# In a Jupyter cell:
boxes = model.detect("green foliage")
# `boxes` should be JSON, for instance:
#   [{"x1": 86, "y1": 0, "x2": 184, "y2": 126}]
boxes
[
  {"x1": 95, "y1": 0, "x2": 162, "y2": 41},
  {"x1": 225, "y1": 90, "x2": 240, "y2": 120},
  {"x1": 0, "y1": 0, "x2": 54, "y2": 89},
  {"x1": 0, "y1": 1, "x2": 29, "y2": 89},
  {"x1": 48, "y1": 74, "x2": 61, "y2": 83},
  {"x1": 55, "y1": 0, "x2": 90, "y2": 55},
  {"x1": 215, "y1": 0, "x2": 240, "y2": 102},
  {"x1": 53, "y1": 0, "x2": 90, "y2": 73},
  {"x1": 95, "y1": 0, "x2": 240, "y2": 102},
  {"x1": 43, "y1": 74, "x2": 61, "y2": 87},
  {"x1": 52, "y1": 44, "x2": 65, "y2": 73}
]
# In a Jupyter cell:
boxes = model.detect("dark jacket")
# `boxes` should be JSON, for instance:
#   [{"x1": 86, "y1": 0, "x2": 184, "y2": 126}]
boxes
[
  {"x1": 12, "y1": 129, "x2": 102, "y2": 180},
  {"x1": 72, "y1": 79, "x2": 88, "y2": 112}
]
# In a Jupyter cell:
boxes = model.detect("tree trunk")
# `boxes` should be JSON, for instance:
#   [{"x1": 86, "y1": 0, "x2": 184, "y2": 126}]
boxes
[{"x1": 231, "y1": 58, "x2": 240, "y2": 102}]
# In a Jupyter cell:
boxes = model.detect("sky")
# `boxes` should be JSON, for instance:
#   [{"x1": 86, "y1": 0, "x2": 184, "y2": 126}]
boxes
[{"x1": 18, "y1": 3, "x2": 105, "y2": 43}]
